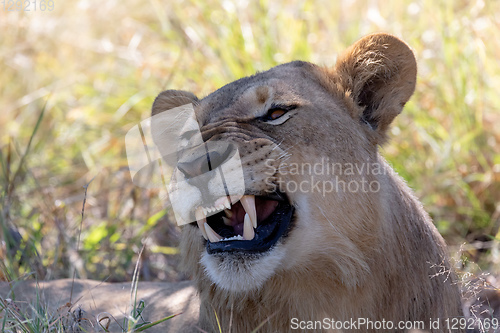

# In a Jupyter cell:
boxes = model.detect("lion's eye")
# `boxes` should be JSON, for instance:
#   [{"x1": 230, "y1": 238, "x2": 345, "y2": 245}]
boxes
[
  {"x1": 262, "y1": 104, "x2": 297, "y2": 122},
  {"x1": 268, "y1": 108, "x2": 287, "y2": 120}
]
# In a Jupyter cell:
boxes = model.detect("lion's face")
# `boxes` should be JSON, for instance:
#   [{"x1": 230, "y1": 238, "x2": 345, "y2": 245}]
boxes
[{"x1": 152, "y1": 34, "x2": 417, "y2": 293}]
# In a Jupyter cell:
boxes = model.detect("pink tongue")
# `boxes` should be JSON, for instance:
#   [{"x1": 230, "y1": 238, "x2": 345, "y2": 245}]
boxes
[{"x1": 230, "y1": 199, "x2": 279, "y2": 236}]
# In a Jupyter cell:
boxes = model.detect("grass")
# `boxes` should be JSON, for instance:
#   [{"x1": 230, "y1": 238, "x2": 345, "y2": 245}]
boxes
[
  {"x1": 0, "y1": 273, "x2": 178, "y2": 333},
  {"x1": 0, "y1": 173, "x2": 176, "y2": 332},
  {"x1": 0, "y1": 199, "x2": 175, "y2": 332},
  {"x1": 0, "y1": 0, "x2": 499, "y2": 328}
]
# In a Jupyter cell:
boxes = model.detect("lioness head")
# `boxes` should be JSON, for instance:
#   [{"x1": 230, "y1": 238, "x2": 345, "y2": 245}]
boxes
[{"x1": 152, "y1": 33, "x2": 416, "y2": 293}]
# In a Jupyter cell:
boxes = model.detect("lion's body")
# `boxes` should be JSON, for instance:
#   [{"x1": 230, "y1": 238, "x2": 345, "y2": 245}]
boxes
[
  {"x1": 180, "y1": 157, "x2": 463, "y2": 332},
  {"x1": 153, "y1": 33, "x2": 464, "y2": 332}
]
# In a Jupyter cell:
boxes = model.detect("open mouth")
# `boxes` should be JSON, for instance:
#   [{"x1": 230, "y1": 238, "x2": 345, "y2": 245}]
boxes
[{"x1": 193, "y1": 193, "x2": 294, "y2": 254}]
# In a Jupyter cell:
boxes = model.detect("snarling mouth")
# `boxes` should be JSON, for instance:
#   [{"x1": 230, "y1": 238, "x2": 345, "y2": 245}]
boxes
[{"x1": 193, "y1": 193, "x2": 294, "y2": 254}]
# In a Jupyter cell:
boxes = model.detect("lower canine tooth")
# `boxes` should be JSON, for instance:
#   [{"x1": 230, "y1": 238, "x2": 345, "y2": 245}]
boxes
[
  {"x1": 205, "y1": 223, "x2": 222, "y2": 243},
  {"x1": 243, "y1": 213, "x2": 255, "y2": 240},
  {"x1": 195, "y1": 208, "x2": 208, "y2": 240}
]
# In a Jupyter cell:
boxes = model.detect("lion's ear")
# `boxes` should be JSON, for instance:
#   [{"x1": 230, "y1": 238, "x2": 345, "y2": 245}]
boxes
[
  {"x1": 152, "y1": 90, "x2": 199, "y2": 116},
  {"x1": 334, "y1": 33, "x2": 417, "y2": 135}
]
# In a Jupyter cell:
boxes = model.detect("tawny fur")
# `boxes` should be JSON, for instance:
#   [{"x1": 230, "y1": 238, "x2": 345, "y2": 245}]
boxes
[{"x1": 153, "y1": 33, "x2": 464, "y2": 332}]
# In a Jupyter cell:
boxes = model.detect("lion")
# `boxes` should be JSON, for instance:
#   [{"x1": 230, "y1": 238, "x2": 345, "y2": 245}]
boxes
[{"x1": 151, "y1": 33, "x2": 464, "y2": 332}]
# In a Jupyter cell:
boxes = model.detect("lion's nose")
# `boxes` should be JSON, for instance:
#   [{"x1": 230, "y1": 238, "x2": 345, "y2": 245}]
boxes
[
  {"x1": 177, "y1": 154, "x2": 209, "y2": 178},
  {"x1": 177, "y1": 144, "x2": 233, "y2": 179}
]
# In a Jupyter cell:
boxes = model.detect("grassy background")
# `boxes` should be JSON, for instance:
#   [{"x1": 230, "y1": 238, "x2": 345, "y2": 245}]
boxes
[{"x1": 1, "y1": 0, "x2": 499, "y2": 283}]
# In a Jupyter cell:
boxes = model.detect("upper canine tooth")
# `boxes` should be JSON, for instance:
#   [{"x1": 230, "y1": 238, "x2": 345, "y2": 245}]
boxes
[
  {"x1": 224, "y1": 209, "x2": 233, "y2": 218},
  {"x1": 205, "y1": 223, "x2": 222, "y2": 243},
  {"x1": 243, "y1": 213, "x2": 255, "y2": 240},
  {"x1": 240, "y1": 195, "x2": 257, "y2": 228},
  {"x1": 195, "y1": 207, "x2": 208, "y2": 240}
]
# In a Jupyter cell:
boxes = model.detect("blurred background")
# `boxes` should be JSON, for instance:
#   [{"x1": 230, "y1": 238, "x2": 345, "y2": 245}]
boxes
[{"x1": 0, "y1": 0, "x2": 499, "y2": 283}]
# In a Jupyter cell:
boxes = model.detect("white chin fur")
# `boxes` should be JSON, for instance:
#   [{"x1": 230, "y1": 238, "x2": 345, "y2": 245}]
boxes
[{"x1": 200, "y1": 245, "x2": 286, "y2": 292}]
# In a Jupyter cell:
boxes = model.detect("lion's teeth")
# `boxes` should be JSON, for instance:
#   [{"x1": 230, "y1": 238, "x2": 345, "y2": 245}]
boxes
[
  {"x1": 195, "y1": 207, "x2": 208, "y2": 240},
  {"x1": 214, "y1": 197, "x2": 225, "y2": 207},
  {"x1": 221, "y1": 235, "x2": 244, "y2": 241},
  {"x1": 205, "y1": 223, "x2": 222, "y2": 243},
  {"x1": 224, "y1": 209, "x2": 233, "y2": 218},
  {"x1": 243, "y1": 213, "x2": 255, "y2": 240},
  {"x1": 240, "y1": 195, "x2": 257, "y2": 228},
  {"x1": 201, "y1": 202, "x2": 227, "y2": 217},
  {"x1": 229, "y1": 195, "x2": 240, "y2": 204},
  {"x1": 215, "y1": 197, "x2": 231, "y2": 210},
  {"x1": 198, "y1": 221, "x2": 208, "y2": 240},
  {"x1": 222, "y1": 216, "x2": 232, "y2": 226}
]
